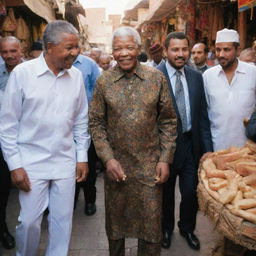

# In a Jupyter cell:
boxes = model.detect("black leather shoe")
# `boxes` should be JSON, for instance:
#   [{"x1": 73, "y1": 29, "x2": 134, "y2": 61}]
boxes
[
  {"x1": 85, "y1": 203, "x2": 96, "y2": 216},
  {"x1": 161, "y1": 231, "x2": 172, "y2": 249},
  {"x1": 2, "y1": 231, "x2": 15, "y2": 249},
  {"x1": 180, "y1": 231, "x2": 200, "y2": 250}
]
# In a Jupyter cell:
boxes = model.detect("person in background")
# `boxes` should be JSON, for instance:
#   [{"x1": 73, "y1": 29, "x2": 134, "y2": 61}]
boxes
[
  {"x1": 98, "y1": 53, "x2": 111, "y2": 71},
  {"x1": 158, "y1": 32, "x2": 213, "y2": 251},
  {"x1": 0, "y1": 21, "x2": 90, "y2": 256},
  {"x1": 89, "y1": 47, "x2": 102, "y2": 64},
  {"x1": 203, "y1": 28, "x2": 256, "y2": 152},
  {"x1": 246, "y1": 109, "x2": 256, "y2": 142},
  {"x1": 147, "y1": 43, "x2": 165, "y2": 67},
  {"x1": 207, "y1": 44, "x2": 218, "y2": 67},
  {"x1": 0, "y1": 36, "x2": 23, "y2": 250},
  {"x1": 239, "y1": 47, "x2": 256, "y2": 65},
  {"x1": 191, "y1": 43, "x2": 209, "y2": 73},
  {"x1": 89, "y1": 26, "x2": 177, "y2": 256},
  {"x1": 137, "y1": 51, "x2": 148, "y2": 63},
  {"x1": 73, "y1": 52, "x2": 100, "y2": 215},
  {"x1": 252, "y1": 40, "x2": 256, "y2": 53},
  {"x1": 0, "y1": 36, "x2": 3, "y2": 65}
]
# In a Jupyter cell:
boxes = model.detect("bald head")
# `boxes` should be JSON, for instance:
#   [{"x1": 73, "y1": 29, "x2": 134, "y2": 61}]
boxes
[
  {"x1": 99, "y1": 53, "x2": 111, "y2": 71},
  {"x1": 191, "y1": 43, "x2": 208, "y2": 66},
  {"x1": 0, "y1": 36, "x2": 22, "y2": 72},
  {"x1": 239, "y1": 48, "x2": 256, "y2": 64},
  {"x1": 89, "y1": 48, "x2": 102, "y2": 63}
]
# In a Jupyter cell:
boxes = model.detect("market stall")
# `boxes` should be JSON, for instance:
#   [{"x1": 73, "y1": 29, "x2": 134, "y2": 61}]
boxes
[
  {"x1": 0, "y1": 0, "x2": 89, "y2": 57},
  {"x1": 198, "y1": 141, "x2": 256, "y2": 255}
]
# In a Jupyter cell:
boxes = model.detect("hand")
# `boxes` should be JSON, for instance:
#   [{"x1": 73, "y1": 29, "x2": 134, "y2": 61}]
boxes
[
  {"x1": 243, "y1": 118, "x2": 249, "y2": 127},
  {"x1": 155, "y1": 162, "x2": 169, "y2": 184},
  {"x1": 106, "y1": 159, "x2": 125, "y2": 182},
  {"x1": 11, "y1": 168, "x2": 31, "y2": 192},
  {"x1": 76, "y1": 162, "x2": 89, "y2": 182}
]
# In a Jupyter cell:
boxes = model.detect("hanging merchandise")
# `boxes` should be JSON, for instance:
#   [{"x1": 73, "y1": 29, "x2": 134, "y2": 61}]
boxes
[
  {"x1": 38, "y1": 22, "x2": 47, "y2": 40},
  {"x1": 2, "y1": 8, "x2": 17, "y2": 32},
  {"x1": 32, "y1": 25, "x2": 39, "y2": 41},
  {"x1": 16, "y1": 17, "x2": 30, "y2": 40},
  {"x1": 0, "y1": 0, "x2": 6, "y2": 17}
]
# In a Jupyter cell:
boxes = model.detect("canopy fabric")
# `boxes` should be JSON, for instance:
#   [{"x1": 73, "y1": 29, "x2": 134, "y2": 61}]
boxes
[
  {"x1": 138, "y1": 0, "x2": 179, "y2": 27},
  {"x1": 23, "y1": 0, "x2": 56, "y2": 22},
  {"x1": 124, "y1": 0, "x2": 149, "y2": 21}
]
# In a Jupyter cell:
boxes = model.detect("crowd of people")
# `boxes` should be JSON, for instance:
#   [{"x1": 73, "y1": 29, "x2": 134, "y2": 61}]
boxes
[{"x1": 0, "y1": 19, "x2": 256, "y2": 256}]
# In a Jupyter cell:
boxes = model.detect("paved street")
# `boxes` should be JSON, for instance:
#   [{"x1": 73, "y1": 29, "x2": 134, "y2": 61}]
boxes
[{"x1": 1, "y1": 172, "x2": 220, "y2": 256}]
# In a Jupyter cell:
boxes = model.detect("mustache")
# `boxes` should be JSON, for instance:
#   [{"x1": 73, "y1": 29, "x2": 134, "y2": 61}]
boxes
[
  {"x1": 218, "y1": 57, "x2": 227, "y2": 62},
  {"x1": 6, "y1": 57, "x2": 15, "y2": 61},
  {"x1": 175, "y1": 57, "x2": 185, "y2": 61},
  {"x1": 65, "y1": 56, "x2": 76, "y2": 62}
]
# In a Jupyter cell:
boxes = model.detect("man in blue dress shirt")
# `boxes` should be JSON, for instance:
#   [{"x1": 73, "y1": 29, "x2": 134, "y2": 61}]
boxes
[{"x1": 73, "y1": 53, "x2": 100, "y2": 215}]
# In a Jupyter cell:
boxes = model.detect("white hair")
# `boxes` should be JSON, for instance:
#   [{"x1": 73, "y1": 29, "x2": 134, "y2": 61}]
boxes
[
  {"x1": 0, "y1": 36, "x2": 20, "y2": 50},
  {"x1": 112, "y1": 26, "x2": 141, "y2": 47}
]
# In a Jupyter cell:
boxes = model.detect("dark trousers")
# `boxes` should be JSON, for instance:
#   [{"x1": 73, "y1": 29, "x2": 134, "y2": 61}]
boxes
[
  {"x1": 0, "y1": 151, "x2": 11, "y2": 239},
  {"x1": 108, "y1": 238, "x2": 161, "y2": 256},
  {"x1": 162, "y1": 136, "x2": 198, "y2": 234},
  {"x1": 75, "y1": 142, "x2": 97, "y2": 204}
]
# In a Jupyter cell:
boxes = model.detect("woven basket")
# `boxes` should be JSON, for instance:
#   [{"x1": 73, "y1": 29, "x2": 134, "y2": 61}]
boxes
[{"x1": 198, "y1": 169, "x2": 256, "y2": 250}]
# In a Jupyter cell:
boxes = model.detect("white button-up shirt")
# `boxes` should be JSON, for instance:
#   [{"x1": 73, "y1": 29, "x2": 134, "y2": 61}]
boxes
[
  {"x1": 165, "y1": 61, "x2": 192, "y2": 131},
  {"x1": 0, "y1": 54, "x2": 90, "y2": 179},
  {"x1": 203, "y1": 60, "x2": 256, "y2": 151}
]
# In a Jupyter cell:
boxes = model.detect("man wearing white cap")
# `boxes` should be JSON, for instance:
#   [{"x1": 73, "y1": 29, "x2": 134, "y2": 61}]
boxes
[{"x1": 203, "y1": 28, "x2": 256, "y2": 151}]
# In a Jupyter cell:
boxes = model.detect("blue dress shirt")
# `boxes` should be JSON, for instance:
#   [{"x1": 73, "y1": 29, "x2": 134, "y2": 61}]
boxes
[
  {"x1": 0, "y1": 63, "x2": 10, "y2": 107},
  {"x1": 73, "y1": 55, "x2": 100, "y2": 103}
]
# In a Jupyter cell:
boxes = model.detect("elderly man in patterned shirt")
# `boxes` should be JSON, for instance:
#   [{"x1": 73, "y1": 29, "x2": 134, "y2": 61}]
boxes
[{"x1": 89, "y1": 26, "x2": 177, "y2": 256}]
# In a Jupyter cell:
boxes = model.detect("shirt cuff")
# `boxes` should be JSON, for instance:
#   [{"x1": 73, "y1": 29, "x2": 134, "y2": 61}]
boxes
[
  {"x1": 6, "y1": 154, "x2": 23, "y2": 171},
  {"x1": 76, "y1": 150, "x2": 88, "y2": 162},
  {"x1": 159, "y1": 151, "x2": 174, "y2": 164}
]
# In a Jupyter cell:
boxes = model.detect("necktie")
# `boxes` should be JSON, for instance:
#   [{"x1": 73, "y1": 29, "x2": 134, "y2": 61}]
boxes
[{"x1": 175, "y1": 70, "x2": 188, "y2": 132}]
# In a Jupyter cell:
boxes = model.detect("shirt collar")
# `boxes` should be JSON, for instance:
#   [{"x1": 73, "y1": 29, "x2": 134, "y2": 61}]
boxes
[
  {"x1": 217, "y1": 59, "x2": 246, "y2": 76},
  {"x1": 73, "y1": 54, "x2": 82, "y2": 64},
  {"x1": 165, "y1": 61, "x2": 185, "y2": 78},
  {"x1": 0, "y1": 63, "x2": 8, "y2": 75},
  {"x1": 113, "y1": 61, "x2": 145, "y2": 82},
  {"x1": 35, "y1": 53, "x2": 70, "y2": 77},
  {"x1": 235, "y1": 59, "x2": 247, "y2": 74}
]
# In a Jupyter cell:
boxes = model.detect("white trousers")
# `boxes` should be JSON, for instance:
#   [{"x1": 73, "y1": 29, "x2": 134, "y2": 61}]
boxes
[{"x1": 16, "y1": 176, "x2": 75, "y2": 256}]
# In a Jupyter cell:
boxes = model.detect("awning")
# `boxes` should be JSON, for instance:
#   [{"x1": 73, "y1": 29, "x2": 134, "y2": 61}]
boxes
[
  {"x1": 137, "y1": 0, "x2": 179, "y2": 28},
  {"x1": 123, "y1": 0, "x2": 149, "y2": 21},
  {"x1": 23, "y1": 0, "x2": 56, "y2": 22}
]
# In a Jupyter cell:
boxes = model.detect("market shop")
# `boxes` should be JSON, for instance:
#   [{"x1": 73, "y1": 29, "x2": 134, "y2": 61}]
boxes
[
  {"x1": 0, "y1": 0, "x2": 88, "y2": 57},
  {"x1": 130, "y1": 0, "x2": 255, "y2": 53}
]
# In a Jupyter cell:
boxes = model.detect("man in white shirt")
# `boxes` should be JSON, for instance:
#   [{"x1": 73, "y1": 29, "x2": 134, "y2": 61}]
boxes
[
  {"x1": 0, "y1": 20, "x2": 90, "y2": 256},
  {"x1": 203, "y1": 28, "x2": 256, "y2": 151},
  {"x1": 0, "y1": 36, "x2": 23, "y2": 250}
]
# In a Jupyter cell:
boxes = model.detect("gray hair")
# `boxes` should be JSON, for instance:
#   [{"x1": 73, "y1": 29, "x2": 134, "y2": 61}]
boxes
[
  {"x1": 0, "y1": 36, "x2": 20, "y2": 50},
  {"x1": 43, "y1": 20, "x2": 78, "y2": 51},
  {"x1": 112, "y1": 26, "x2": 141, "y2": 47}
]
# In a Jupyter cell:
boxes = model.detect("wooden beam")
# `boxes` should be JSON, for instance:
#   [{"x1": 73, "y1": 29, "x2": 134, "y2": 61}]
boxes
[
  {"x1": 238, "y1": 11, "x2": 247, "y2": 49},
  {"x1": 6, "y1": 0, "x2": 25, "y2": 7}
]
